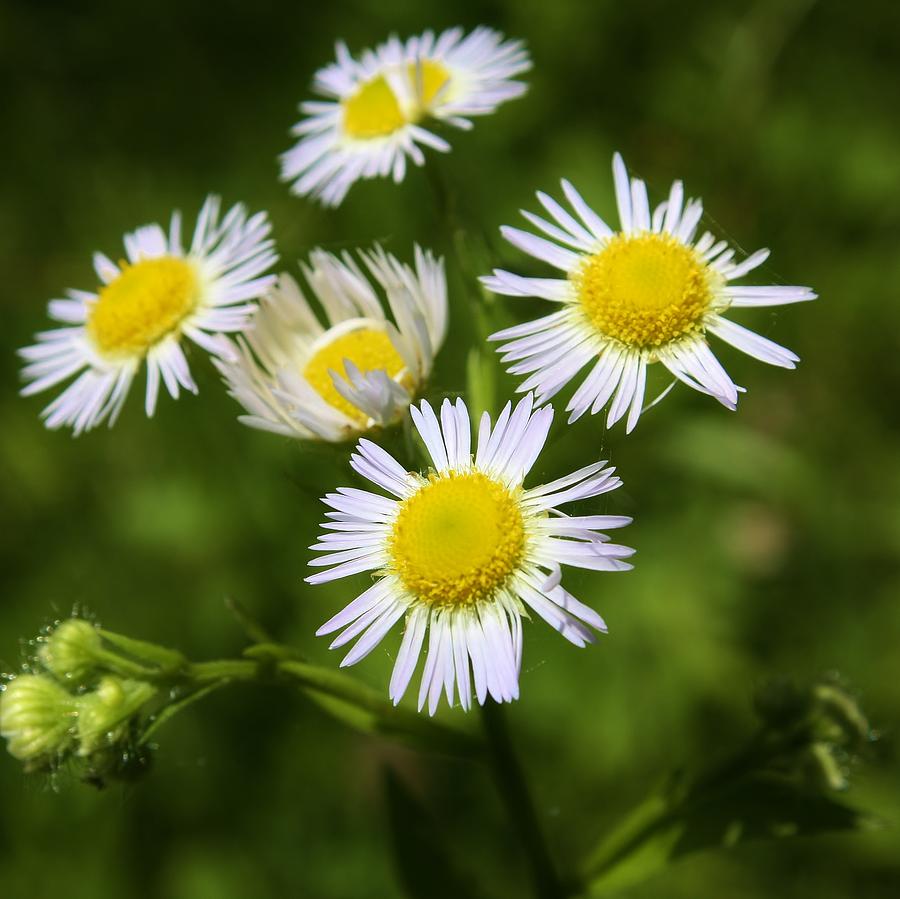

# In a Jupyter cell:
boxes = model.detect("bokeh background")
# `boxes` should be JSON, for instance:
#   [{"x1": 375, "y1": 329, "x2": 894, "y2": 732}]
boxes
[{"x1": 2, "y1": 0, "x2": 899, "y2": 895}]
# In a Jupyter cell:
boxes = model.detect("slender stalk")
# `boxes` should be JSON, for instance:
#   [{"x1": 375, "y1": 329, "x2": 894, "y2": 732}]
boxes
[
  {"x1": 223, "y1": 596, "x2": 277, "y2": 646},
  {"x1": 425, "y1": 159, "x2": 495, "y2": 339},
  {"x1": 140, "y1": 681, "x2": 228, "y2": 745},
  {"x1": 133, "y1": 653, "x2": 481, "y2": 760},
  {"x1": 480, "y1": 702, "x2": 567, "y2": 899},
  {"x1": 98, "y1": 629, "x2": 186, "y2": 671}
]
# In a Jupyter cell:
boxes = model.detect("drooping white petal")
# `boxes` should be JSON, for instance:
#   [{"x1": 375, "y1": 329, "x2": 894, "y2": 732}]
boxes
[{"x1": 218, "y1": 246, "x2": 447, "y2": 442}]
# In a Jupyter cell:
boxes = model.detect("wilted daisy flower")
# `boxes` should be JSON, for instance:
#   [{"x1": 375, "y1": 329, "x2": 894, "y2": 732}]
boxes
[
  {"x1": 281, "y1": 27, "x2": 530, "y2": 206},
  {"x1": 307, "y1": 394, "x2": 633, "y2": 714},
  {"x1": 217, "y1": 245, "x2": 447, "y2": 441},
  {"x1": 19, "y1": 197, "x2": 277, "y2": 435},
  {"x1": 481, "y1": 153, "x2": 817, "y2": 433}
]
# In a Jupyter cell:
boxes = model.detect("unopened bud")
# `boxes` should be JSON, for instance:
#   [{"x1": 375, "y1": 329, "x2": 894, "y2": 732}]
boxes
[
  {"x1": 0, "y1": 674, "x2": 77, "y2": 764},
  {"x1": 39, "y1": 619, "x2": 102, "y2": 683},
  {"x1": 812, "y1": 683, "x2": 870, "y2": 750},
  {"x1": 802, "y1": 742, "x2": 848, "y2": 792},
  {"x1": 76, "y1": 676, "x2": 156, "y2": 756}
]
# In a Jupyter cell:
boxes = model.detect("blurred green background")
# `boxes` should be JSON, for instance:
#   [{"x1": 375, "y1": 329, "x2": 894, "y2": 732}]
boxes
[{"x1": 2, "y1": 0, "x2": 899, "y2": 895}]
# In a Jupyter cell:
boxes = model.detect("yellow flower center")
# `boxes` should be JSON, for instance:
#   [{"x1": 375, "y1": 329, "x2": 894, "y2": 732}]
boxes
[
  {"x1": 343, "y1": 76, "x2": 407, "y2": 139},
  {"x1": 87, "y1": 257, "x2": 199, "y2": 359},
  {"x1": 303, "y1": 327, "x2": 408, "y2": 424},
  {"x1": 575, "y1": 233, "x2": 719, "y2": 350},
  {"x1": 390, "y1": 471, "x2": 525, "y2": 607},
  {"x1": 342, "y1": 62, "x2": 451, "y2": 140},
  {"x1": 409, "y1": 60, "x2": 450, "y2": 107}
]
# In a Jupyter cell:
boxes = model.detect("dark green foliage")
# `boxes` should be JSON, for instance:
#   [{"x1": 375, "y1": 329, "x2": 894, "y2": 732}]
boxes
[{"x1": 385, "y1": 768, "x2": 492, "y2": 899}]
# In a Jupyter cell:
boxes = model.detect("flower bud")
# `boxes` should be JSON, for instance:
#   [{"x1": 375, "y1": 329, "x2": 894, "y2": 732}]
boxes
[
  {"x1": 812, "y1": 683, "x2": 870, "y2": 750},
  {"x1": 801, "y1": 742, "x2": 848, "y2": 792},
  {"x1": 38, "y1": 619, "x2": 103, "y2": 683},
  {"x1": 76, "y1": 676, "x2": 156, "y2": 756},
  {"x1": 0, "y1": 674, "x2": 77, "y2": 764}
]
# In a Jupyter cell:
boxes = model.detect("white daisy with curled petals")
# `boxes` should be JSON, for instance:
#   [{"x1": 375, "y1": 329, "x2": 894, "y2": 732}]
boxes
[
  {"x1": 19, "y1": 196, "x2": 277, "y2": 435},
  {"x1": 280, "y1": 27, "x2": 530, "y2": 207},
  {"x1": 216, "y1": 245, "x2": 447, "y2": 442},
  {"x1": 307, "y1": 394, "x2": 634, "y2": 714},
  {"x1": 481, "y1": 153, "x2": 817, "y2": 433}
]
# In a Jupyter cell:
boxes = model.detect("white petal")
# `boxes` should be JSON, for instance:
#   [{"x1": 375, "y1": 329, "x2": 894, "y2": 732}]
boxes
[{"x1": 707, "y1": 316, "x2": 798, "y2": 369}]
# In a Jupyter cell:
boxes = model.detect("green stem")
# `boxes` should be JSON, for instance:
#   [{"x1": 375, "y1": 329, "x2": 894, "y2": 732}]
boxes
[
  {"x1": 426, "y1": 157, "x2": 504, "y2": 427},
  {"x1": 480, "y1": 702, "x2": 567, "y2": 899},
  {"x1": 426, "y1": 158, "x2": 496, "y2": 342},
  {"x1": 140, "y1": 654, "x2": 481, "y2": 760},
  {"x1": 140, "y1": 681, "x2": 229, "y2": 745},
  {"x1": 189, "y1": 659, "x2": 258, "y2": 682},
  {"x1": 98, "y1": 629, "x2": 187, "y2": 671},
  {"x1": 223, "y1": 596, "x2": 277, "y2": 646},
  {"x1": 90, "y1": 647, "x2": 160, "y2": 679}
]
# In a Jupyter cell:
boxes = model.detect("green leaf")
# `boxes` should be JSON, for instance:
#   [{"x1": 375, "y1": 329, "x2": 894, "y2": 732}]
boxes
[
  {"x1": 585, "y1": 773, "x2": 875, "y2": 895},
  {"x1": 384, "y1": 768, "x2": 491, "y2": 899}
]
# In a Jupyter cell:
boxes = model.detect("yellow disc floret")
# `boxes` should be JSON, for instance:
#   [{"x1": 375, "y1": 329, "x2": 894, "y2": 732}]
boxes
[
  {"x1": 343, "y1": 76, "x2": 407, "y2": 139},
  {"x1": 304, "y1": 327, "x2": 408, "y2": 423},
  {"x1": 343, "y1": 62, "x2": 452, "y2": 140},
  {"x1": 87, "y1": 257, "x2": 199, "y2": 359},
  {"x1": 409, "y1": 60, "x2": 450, "y2": 107},
  {"x1": 575, "y1": 232, "x2": 720, "y2": 350},
  {"x1": 390, "y1": 471, "x2": 525, "y2": 607}
]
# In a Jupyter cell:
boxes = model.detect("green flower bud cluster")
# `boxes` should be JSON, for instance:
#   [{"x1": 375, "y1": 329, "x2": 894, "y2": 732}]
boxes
[
  {"x1": 38, "y1": 619, "x2": 103, "y2": 683},
  {"x1": 0, "y1": 674, "x2": 77, "y2": 765},
  {"x1": 753, "y1": 675, "x2": 872, "y2": 794},
  {"x1": 0, "y1": 618, "x2": 168, "y2": 777}
]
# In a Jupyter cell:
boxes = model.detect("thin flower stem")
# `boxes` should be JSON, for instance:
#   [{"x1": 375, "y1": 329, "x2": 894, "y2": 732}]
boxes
[
  {"x1": 223, "y1": 596, "x2": 278, "y2": 646},
  {"x1": 480, "y1": 702, "x2": 568, "y2": 899},
  {"x1": 98, "y1": 629, "x2": 187, "y2": 671},
  {"x1": 140, "y1": 681, "x2": 229, "y2": 745},
  {"x1": 426, "y1": 158, "x2": 502, "y2": 422},
  {"x1": 91, "y1": 647, "x2": 160, "y2": 679},
  {"x1": 425, "y1": 159, "x2": 495, "y2": 340},
  {"x1": 138, "y1": 654, "x2": 483, "y2": 760}
]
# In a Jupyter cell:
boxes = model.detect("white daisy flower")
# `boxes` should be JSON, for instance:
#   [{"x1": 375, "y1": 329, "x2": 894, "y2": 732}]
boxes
[
  {"x1": 481, "y1": 153, "x2": 817, "y2": 433},
  {"x1": 280, "y1": 27, "x2": 530, "y2": 206},
  {"x1": 216, "y1": 245, "x2": 447, "y2": 442},
  {"x1": 307, "y1": 394, "x2": 634, "y2": 714},
  {"x1": 19, "y1": 196, "x2": 278, "y2": 436}
]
